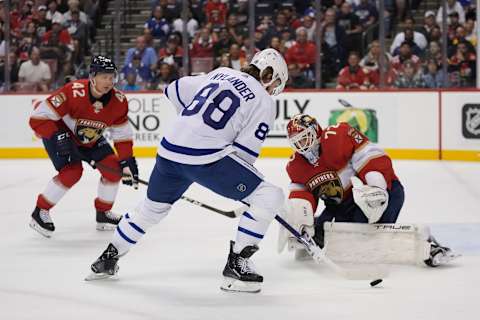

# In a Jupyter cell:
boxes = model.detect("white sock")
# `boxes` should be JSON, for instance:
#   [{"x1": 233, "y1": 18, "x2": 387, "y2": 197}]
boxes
[
  {"x1": 41, "y1": 178, "x2": 68, "y2": 205},
  {"x1": 97, "y1": 177, "x2": 119, "y2": 204},
  {"x1": 234, "y1": 209, "x2": 271, "y2": 254},
  {"x1": 111, "y1": 198, "x2": 171, "y2": 255}
]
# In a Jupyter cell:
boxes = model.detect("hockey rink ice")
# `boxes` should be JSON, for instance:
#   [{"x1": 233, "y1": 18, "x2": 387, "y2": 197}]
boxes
[{"x1": 1, "y1": 157, "x2": 479, "y2": 320}]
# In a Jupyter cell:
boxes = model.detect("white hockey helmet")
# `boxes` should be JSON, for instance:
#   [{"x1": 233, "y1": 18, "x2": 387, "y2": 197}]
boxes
[{"x1": 250, "y1": 48, "x2": 288, "y2": 96}]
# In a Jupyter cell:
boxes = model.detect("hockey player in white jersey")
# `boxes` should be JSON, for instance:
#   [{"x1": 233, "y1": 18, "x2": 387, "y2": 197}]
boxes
[{"x1": 87, "y1": 49, "x2": 288, "y2": 293}]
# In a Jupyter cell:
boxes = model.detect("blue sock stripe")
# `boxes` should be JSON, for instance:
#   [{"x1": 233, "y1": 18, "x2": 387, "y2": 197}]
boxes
[
  {"x1": 238, "y1": 226, "x2": 264, "y2": 239},
  {"x1": 116, "y1": 226, "x2": 136, "y2": 244},
  {"x1": 125, "y1": 213, "x2": 130, "y2": 219},
  {"x1": 243, "y1": 212, "x2": 256, "y2": 221},
  {"x1": 128, "y1": 221, "x2": 145, "y2": 234}
]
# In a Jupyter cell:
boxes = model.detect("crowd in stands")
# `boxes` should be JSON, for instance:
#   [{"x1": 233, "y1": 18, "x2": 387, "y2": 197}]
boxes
[
  {"x1": 0, "y1": 0, "x2": 104, "y2": 92},
  {"x1": 0, "y1": 0, "x2": 478, "y2": 92}
]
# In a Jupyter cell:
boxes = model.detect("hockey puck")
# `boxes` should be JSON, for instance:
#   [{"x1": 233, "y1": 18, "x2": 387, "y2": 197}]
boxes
[{"x1": 370, "y1": 279, "x2": 383, "y2": 287}]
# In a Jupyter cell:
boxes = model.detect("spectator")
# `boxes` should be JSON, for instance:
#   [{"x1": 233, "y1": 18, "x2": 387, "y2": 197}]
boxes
[
  {"x1": 447, "y1": 12, "x2": 462, "y2": 39},
  {"x1": 172, "y1": 8, "x2": 198, "y2": 39},
  {"x1": 360, "y1": 40, "x2": 395, "y2": 87},
  {"x1": 336, "y1": 51, "x2": 370, "y2": 90},
  {"x1": 122, "y1": 53, "x2": 153, "y2": 85},
  {"x1": 0, "y1": 51, "x2": 20, "y2": 85},
  {"x1": 191, "y1": 27, "x2": 216, "y2": 58},
  {"x1": 213, "y1": 27, "x2": 233, "y2": 58},
  {"x1": 63, "y1": 0, "x2": 89, "y2": 25},
  {"x1": 46, "y1": 0, "x2": 64, "y2": 25},
  {"x1": 450, "y1": 25, "x2": 475, "y2": 54},
  {"x1": 269, "y1": 36, "x2": 285, "y2": 55},
  {"x1": 18, "y1": 21, "x2": 42, "y2": 61},
  {"x1": 190, "y1": 0, "x2": 206, "y2": 25},
  {"x1": 34, "y1": 5, "x2": 52, "y2": 39},
  {"x1": 286, "y1": 62, "x2": 314, "y2": 88},
  {"x1": 122, "y1": 71, "x2": 142, "y2": 91},
  {"x1": 254, "y1": 26, "x2": 268, "y2": 51},
  {"x1": 285, "y1": 27, "x2": 316, "y2": 73},
  {"x1": 124, "y1": 36, "x2": 158, "y2": 70},
  {"x1": 18, "y1": 46, "x2": 51, "y2": 92},
  {"x1": 205, "y1": 0, "x2": 227, "y2": 25},
  {"x1": 218, "y1": 52, "x2": 232, "y2": 68},
  {"x1": 226, "y1": 13, "x2": 247, "y2": 45},
  {"x1": 391, "y1": 42, "x2": 421, "y2": 72},
  {"x1": 394, "y1": 60, "x2": 425, "y2": 88},
  {"x1": 419, "y1": 11, "x2": 438, "y2": 40},
  {"x1": 158, "y1": 34, "x2": 183, "y2": 67},
  {"x1": 337, "y1": 2, "x2": 362, "y2": 54},
  {"x1": 428, "y1": 26, "x2": 442, "y2": 43},
  {"x1": 354, "y1": 0, "x2": 378, "y2": 29},
  {"x1": 280, "y1": 28, "x2": 295, "y2": 50},
  {"x1": 422, "y1": 59, "x2": 446, "y2": 88},
  {"x1": 321, "y1": 8, "x2": 347, "y2": 69},
  {"x1": 144, "y1": 6, "x2": 170, "y2": 44},
  {"x1": 265, "y1": 12, "x2": 294, "y2": 43},
  {"x1": 436, "y1": 0, "x2": 465, "y2": 25},
  {"x1": 390, "y1": 17, "x2": 427, "y2": 54},
  {"x1": 424, "y1": 41, "x2": 443, "y2": 66},
  {"x1": 228, "y1": 43, "x2": 246, "y2": 71},
  {"x1": 392, "y1": 28, "x2": 423, "y2": 57},
  {"x1": 65, "y1": 9, "x2": 89, "y2": 65},
  {"x1": 165, "y1": 0, "x2": 181, "y2": 22},
  {"x1": 41, "y1": 16, "x2": 74, "y2": 76},
  {"x1": 151, "y1": 62, "x2": 178, "y2": 91},
  {"x1": 448, "y1": 40, "x2": 476, "y2": 87},
  {"x1": 301, "y1": 14, "x2": 316, "y2": 42},
  {"x1": 464, "y1": 18, "x2": 477, "y2": 46}
]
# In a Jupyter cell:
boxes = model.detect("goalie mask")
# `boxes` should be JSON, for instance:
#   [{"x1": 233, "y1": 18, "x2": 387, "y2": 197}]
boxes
[{"x1": 287, "y1": 114, "x2": 322, "y2": 164}]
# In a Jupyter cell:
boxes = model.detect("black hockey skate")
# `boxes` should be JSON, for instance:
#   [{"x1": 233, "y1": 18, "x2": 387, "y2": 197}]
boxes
[
  {"x1": 29, "y1": 206, "x2": 55, "y2": 238},
  {"x1": 221, "y1": 241, "x2": 263, "y2": 293},
  {"x1": 96, "y1": 211, "x2": 122, "y2": 231},
  {"x1": 85, "y1": 243, "x2": 120, "y2": 281},
  {"x1": 424, "y1": 236, "x2": 459, "y2": 267}
]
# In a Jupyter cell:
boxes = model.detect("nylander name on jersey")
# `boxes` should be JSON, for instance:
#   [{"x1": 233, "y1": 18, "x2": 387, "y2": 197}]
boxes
[
  {"x1": 159, "y1": 67, "x2": 276, "y2": 166},
  {"x1": 209, "y1": 72, "x2": 256, "y2": 102}
]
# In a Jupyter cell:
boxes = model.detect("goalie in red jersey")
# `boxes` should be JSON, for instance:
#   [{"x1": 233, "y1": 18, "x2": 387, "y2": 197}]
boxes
[
  {"x1": 279, "y1": 114, "x2": 456, "y2": 267},
  {"x1": 28, "y1": 56, "x2": 139, "y2": 237}
]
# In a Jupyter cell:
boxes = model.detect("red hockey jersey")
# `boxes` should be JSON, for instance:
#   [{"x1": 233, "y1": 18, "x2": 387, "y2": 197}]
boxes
[
  {"x1": 29, "y1": 79, "x2": 133, "y2": 160},
  {"x1": 286, "y1": 123, "x2": 398, "y2": 212}
]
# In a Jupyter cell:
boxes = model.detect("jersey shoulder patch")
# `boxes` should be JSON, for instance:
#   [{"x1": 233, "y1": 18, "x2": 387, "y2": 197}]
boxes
[{"x1": 113, "y1": 89, "x2": 126, "y2": 103}]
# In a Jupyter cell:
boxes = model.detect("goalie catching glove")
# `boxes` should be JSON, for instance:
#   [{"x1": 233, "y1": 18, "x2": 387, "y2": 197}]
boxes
[
  {"x1": 277, "y1": 198, "x2": 315, "y2": 253},
  {"x1": 120, "y1": 157, "x2": 139, "y2": 189},
  {"x1": 350, "y1": 176, "x2": 388, "y2": 224}
]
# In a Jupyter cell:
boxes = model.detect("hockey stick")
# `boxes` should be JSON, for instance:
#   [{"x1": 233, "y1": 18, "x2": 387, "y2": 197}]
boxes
[{"x1": 71, "y1": 148, "x2": 244, "y2": 218}]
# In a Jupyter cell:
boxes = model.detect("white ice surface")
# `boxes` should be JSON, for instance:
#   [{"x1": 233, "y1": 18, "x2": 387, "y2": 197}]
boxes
[{"x1": 0, "y1": 158, "x2": 479, "y2": 320}]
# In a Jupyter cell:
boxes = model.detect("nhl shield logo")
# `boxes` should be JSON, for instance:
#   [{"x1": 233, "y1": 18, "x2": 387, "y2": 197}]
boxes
[
  {"x1": 92, "y1": 101, "x2": 104, "y2": 113},
  {"x1": 462, "y1": 104, "x2": 480, "y2": 139}
]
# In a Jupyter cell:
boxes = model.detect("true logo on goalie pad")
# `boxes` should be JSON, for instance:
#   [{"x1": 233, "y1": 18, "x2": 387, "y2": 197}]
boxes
[{"x1": 307, "y1": 171, "x2": 344, "y2": 205}]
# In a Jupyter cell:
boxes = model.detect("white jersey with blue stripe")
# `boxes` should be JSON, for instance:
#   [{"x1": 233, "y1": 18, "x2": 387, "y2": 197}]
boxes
[{"x1": 159, "y1": 67, "x2": 275, "y2": 165}]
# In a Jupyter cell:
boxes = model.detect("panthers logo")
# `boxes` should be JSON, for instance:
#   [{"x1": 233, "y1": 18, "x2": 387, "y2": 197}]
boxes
[
  {"x1": 307, "y1": 171, "x2": 344, "y2": 205},
  {"x1": 75, "y1": 119, "x2": 106, "y2": 144}
]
